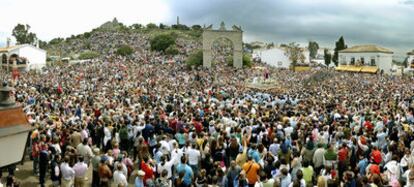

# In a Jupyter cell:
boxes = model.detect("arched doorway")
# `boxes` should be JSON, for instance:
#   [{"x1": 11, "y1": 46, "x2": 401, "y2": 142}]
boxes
[
  {"x1": 9, "y1": 54, "x2": 18, "y2": 64},
  {"x1": 202, "y1": 22, "x2": 243, "y2": 68},
  {"x1": 1, "y1": 54, "x2": 7, "y2": 64},
  {"x1": 211, "y1": 37, "x2": 234, "y2": 66}
]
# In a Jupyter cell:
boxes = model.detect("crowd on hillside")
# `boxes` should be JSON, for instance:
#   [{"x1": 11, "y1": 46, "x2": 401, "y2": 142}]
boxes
[
  {"x1": 2, "y1": 44, "x2": 414, "y2": 187},
  {"x1": 47, "y1": 30, "x2": 202, "y2": 65}
]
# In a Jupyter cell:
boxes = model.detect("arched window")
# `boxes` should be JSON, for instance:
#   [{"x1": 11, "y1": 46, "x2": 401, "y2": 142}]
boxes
[
  {"x1": 9, "y1": 54, "x2": 18, "y2": 64},
  {"x1": 350, "y1": 57, "x2": 355, "y2": 65},
  {"x1": 1, "y1": 54, "x2": 6, "y2": 64}
]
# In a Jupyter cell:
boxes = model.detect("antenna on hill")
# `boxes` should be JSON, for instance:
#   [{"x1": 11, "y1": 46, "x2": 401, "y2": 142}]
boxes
[{"x1": 177, "y1": 16, "x2": 180, "y2": 25}]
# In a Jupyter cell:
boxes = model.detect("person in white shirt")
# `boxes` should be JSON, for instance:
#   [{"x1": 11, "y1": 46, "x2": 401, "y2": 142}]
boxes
[
  {"x1": 73, "y1": 156, "x2": 88, "y2": 187},
  {"x1": 113, "y1": 160, "x2": 128, "y2": 179},
  {"x1": 159, "y1": 135, "x2": 171, "y2": 152},
  {"x1": 113, "y1": 163, "x2": 128, "y2": 187},
  {"x1": 171, "y1": 142, "x2": 184, "y2": 167},
  {"x1": 186, "y1": 143, "x2": 201, "y2": 175},
  {"x1": 60, "y1": 156, "x2": 75, "y2": 187},
  {"x1": 76, "y1": 139, "x2": 94, "y2": 165},
  {"x1": 384, "y1": 155, "x2": 401, "y2": 182},
  {"x1": 157, "y1": 155, "x2": 176, "y2": 179}
]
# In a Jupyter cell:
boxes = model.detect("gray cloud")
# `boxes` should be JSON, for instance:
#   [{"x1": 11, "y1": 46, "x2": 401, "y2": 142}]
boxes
[{"x1": 166, "y1": 0, "x2": 414, "y2": 56}]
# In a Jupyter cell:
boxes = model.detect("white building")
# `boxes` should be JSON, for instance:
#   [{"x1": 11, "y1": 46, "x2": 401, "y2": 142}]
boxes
[
  {"x1": 408, "y1": 50, "x2": 414, "y2": 66},
  {"x1": 338, "y1": 45, "x2": 393, "y2": 74},
  {"x1": 1, "y1": 44, "x2": 47, "y2": 71},
  {"x1": 253, "y1": 47, "x2": 311, "y2": 68}
]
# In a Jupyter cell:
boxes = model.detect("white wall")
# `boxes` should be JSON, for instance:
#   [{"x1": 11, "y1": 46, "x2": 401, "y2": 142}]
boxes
[
  {"x1": 254, "y1": 48, "x2": 311, "y2": 68},
  {"x1": 339, "y1": 52, "x2": 393, "y2": 73},
  {"x1": 254, "y1": 48, "x2": 291, "y2": 68},
  {"x1": 10, "y1": 45, "x2": 46, "y2": 70}
]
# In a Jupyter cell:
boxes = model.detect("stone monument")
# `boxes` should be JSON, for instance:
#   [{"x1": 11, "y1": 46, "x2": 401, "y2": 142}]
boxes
[{"x1": 202, "y1": 22, "x2": 243, "y2": 68}]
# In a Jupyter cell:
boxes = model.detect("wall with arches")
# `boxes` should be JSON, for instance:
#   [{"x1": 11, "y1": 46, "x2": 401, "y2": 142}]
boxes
[{"x1": 202, "y1": 28, "x2": 243, "y2": 68}]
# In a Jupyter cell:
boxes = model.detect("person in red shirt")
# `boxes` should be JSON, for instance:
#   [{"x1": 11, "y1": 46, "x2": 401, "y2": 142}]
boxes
[
  {"x1": 337, "y1": 143, "x2": 349, "y2": 179},
  {"x1": 193, "y1": 119, "x2": 203, "y2": 134},
  {"x1": 364, "y1": 120, "x2": 373, "y2": 132},
  {"x1": 32, "y1": 138, "x2": 40, "y2": 176},
  {"x1": 140, "y1": 156, "x2": 154, "y2": 185},
  {"x1": 371, "y1": 146, "x2": 382, "y2": 164}
]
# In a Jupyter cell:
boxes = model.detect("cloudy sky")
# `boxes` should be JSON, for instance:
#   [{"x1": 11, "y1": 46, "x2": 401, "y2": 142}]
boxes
[{"x1": 1, "y1": 0, "x2": 413, "y2": 56}]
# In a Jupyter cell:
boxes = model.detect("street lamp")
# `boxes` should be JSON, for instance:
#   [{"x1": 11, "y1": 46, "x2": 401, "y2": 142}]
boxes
[{"x1": 0, "y1": 82, "x2": 33, "y2": 168}]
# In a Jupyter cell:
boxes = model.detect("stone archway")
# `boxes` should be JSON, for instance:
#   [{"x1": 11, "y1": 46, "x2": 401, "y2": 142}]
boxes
[{"x1": 203, "y1": 22, "x2": 243, "y2": 68}]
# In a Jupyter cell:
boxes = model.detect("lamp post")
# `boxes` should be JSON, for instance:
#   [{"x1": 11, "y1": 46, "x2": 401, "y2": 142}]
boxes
[{"x1": 0, "y1": 82, "x2": 33, "y2": 169}]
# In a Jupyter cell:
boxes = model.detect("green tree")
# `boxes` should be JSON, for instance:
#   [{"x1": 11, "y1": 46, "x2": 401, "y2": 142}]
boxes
[
  {"x1": 38, "y1": 40, "x2": 48, "y2": 49},
  {"x1": 150, "y1": 34, "x2": 176, "y2": 52},
  {"x1": 266, "y1": 42, "x2": 274, "y2": 49},
  {"x1": 48, "y1": 38, "x2": 64, "y2": 45},
  {"x1": 185, "y1": 50, "x2": 203, "y2": 67},
  {"x1": 324, "y1": 49, "x2": 332, "y2": 66},
  {"x1": 191, "y1": 25, "x2": 202, "y2": 30},
  {"x1": 12, "y1": 24, "x2": 37, "y2": 45},
  {"x1": 115, "y1": 45, "x2": 134, "y2": 56},
  {"x1": 130, "y1": 24, "x2": 143, "y2": 30},
  {"x1": 159, "y1": 23, "x2": 168, "y2": 29},
  {"x1": 284, "y1": 42, "x2": 305, "y2": 66},
  {"x1": 243, "y1": 54, "x2": 253, "y2": 67},
  {"x1": 146, "y1": 23, "x2": 158, "y2": 29},
  {"x1": 308, "y1": 41, "x2": 319, "y2": 59},
  {"x1": 78, "y1": 51, "x2": 100, "y2": 60},
  {"x1": 333, "y1": 36, "x2": 347, "y2": 66},
  {"x1": 172, "y1": 24, "x2": 190, "y2": 30},
  {"x1": 226, "y1": 54, "x2": 253, "y2": 67}
]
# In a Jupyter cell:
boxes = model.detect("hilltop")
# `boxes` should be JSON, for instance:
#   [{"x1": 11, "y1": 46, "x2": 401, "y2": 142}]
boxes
[{"x1": 44, "y1": 18, "x2": 203, "y2": 60}]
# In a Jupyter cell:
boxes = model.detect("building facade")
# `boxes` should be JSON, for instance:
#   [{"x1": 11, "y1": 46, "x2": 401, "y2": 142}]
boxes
[
  {"x1": 408, "y1": 50, "x2": 414, "y2": 68},
  {"x1": 253, "y1": 47, "x2": 311, "y2": 69},
  {"x1": 338, "y1": 45, "x2": 393, "y2": 74},
  {"x1": 1, "y1": 44, "x2": 47, "y2": 71}
]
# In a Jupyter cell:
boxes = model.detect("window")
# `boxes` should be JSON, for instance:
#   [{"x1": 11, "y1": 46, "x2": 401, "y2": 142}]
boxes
[
  {"x1": 350, "y1": 57, "x2": 355, "y2": 65},
  {"x1": 1, "y1": 54, "x2": 6, "y2": 64},
  {"x1": 370, "y1": 57, "x2": 376, "y2": 66},
  {"x1": 361, "y1": 57, "x2": 365, "y2": 65},
  {"x1": 340, "y1": 56, "x2": 346, "y2": 65}
]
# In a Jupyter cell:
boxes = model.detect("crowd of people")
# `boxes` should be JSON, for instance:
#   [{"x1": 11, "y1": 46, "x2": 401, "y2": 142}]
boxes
[
  {"x1": 47, "y1": 28, "x2": 201, "y2": 66},
  {"x1": 2, "y1": 35, "x2": 414, "y2": 187}
]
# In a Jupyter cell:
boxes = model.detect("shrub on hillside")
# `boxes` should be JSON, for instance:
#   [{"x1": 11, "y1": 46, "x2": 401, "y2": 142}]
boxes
[
  {"x1": 78, "y1": 51, "x2": 100, "y2": 60},
  {"x1": 150, "y1": 34, "x2": 176, "y2": 52},
  {"x1": 186, "y1": 50, "x2": 203, "y2": 67},
  {"x1": 116, "y1": 45, "x2": 134, "y2": 56},
  {"x1": 165, "y1": 45, "x2": 179, "y2": 55}
]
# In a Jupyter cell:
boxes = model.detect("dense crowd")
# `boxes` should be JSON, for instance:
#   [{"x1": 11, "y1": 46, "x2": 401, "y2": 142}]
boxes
[
  {"x1": 2, "y1": 42, "x2": 414, "y2": 187},
  {"x1": 47, "y1": 29, "x2": 201, "y2": 65}
]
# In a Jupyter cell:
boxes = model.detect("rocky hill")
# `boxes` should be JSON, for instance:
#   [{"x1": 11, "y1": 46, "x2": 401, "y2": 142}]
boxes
[{"x1": 45, "y1": 18, "x2": 203, "y2": 60}]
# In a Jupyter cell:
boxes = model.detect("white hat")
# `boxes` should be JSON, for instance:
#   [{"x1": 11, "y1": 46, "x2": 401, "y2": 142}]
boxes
[{"x1": 138, "y1": 170, "x2": 145, "y2": 176}]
